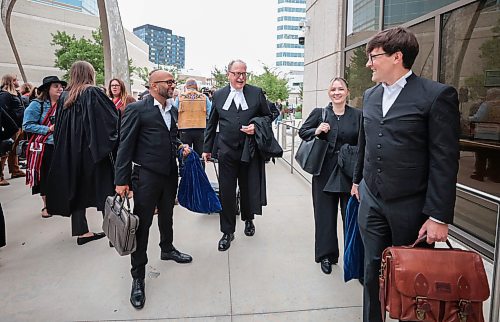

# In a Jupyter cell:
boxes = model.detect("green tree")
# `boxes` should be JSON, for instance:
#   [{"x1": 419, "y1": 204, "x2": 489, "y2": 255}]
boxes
[
  {"x1": 211, "y1": 66, "x2": 228, "y2": 89},
  {"x1": 345, "y1": 45, "x2": 373, "y2": 105},
  {"x1": 464, "y1": 18, "x2": 500, "y2": 100},
  {"x1": 51, "y1": 29, "x2": 135, "y2": 85},
  {"x1": 247, "y1": 65, "x2": 289, "y2": 102}
]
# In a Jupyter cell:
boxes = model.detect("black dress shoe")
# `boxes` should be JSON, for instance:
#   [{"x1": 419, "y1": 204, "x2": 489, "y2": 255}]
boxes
[
  {"x1": 244, "y1": 220, "x2": 255, "y2": 236},
  {"x1": 160, "y1": 248, "x2": 192, "y2": 263},
  {"x1": 218, "y1": 233, "x2": 234, "y2": 251},
  {"x1": 130, "y1": 278, "x2": 145, "y2": 309},
  {"x1": 77, "y1": 232, "x2": 106, "y2": 245},
  {"x1": 320, "y1": 258, "x2": 332, "y2": 275}
]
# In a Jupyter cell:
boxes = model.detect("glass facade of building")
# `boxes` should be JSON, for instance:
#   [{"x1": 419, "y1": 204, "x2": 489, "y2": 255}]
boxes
[
  {"x1": 344, "y1": 0, "x2": 500, "y2": 249},
  {"x1": 133, "y1": 24, "x2": 185, "y2": 69},
  {"x1": 30, "y1": 0, "x2": 98, "y2": 15}
]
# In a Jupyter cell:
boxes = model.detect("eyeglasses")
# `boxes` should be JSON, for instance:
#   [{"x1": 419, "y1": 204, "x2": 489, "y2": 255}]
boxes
[
  {"x1": 228, "y1": 71, "x2": 249, "y2": 78},
  {"x1": 110, "y1": 84, "x2": 121, "y2": 87},
  {"x1": 369, "y1": 52, "x2": 388, "y2": 63},
  {"x1": 154, "y1": 79, "x2": 176, "y2": 85}
]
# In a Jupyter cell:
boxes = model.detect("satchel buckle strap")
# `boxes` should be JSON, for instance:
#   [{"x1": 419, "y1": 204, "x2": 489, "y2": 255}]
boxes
[
  {"x1": 458, "y1": 299, "x2": 472, "y2": 322},
  {"x1": 415, "y1": 297, "x2": 431, "y2": 321},
  {"x1": 379, "y1": 254, "x2": 390, "y2": 278}
]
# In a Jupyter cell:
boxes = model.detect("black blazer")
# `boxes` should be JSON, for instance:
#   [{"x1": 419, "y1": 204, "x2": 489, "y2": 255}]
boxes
[
  {"x1": 203, "y1": 84, "x2": 271, "y2": 154},
  {"x1": 353, "y1": 74, "x2": 460, "y2": 223},
  {"x1": 115, "y1": 95, "x2": 181, "y2": 185},
  {"x1": 299, "y1": 104, "x2": 361, "y2": 182}
]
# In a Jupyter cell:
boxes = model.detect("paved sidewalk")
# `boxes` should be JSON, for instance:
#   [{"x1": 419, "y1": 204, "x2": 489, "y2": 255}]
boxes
[{"x1": 0, "y1": 160, "x2": 366, "y2": 322}]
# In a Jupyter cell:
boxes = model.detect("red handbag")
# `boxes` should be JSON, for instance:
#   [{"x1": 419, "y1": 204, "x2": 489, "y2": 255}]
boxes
[{"x1": 379, "y1": 236, "x2": 490, "y2": 322}]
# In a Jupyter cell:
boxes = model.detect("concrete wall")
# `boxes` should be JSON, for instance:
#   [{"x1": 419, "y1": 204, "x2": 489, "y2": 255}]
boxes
[
  {"x1": 0, "y1": 0, "x2": 152, "y2": 96},
  {"x1": 303, "y1": 0, "x2": 344, "y2": 118}
]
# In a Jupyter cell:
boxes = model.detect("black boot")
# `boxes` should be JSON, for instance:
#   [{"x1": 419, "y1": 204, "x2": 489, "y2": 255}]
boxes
[{"x1": 130, "y1": 278, "x2": 145, "y2": 309}]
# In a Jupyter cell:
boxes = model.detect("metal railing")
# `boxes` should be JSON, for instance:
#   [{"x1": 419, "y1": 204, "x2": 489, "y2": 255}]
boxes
[
  {"x1": 275, "y1": 120, "x2": 311, "y2": 184},
  {"x1": 455, "y1": 184, "x2": 500, "y2": 322},
  {"x1": 274, "y1": 121, "x2": 500, "y2": 322}
]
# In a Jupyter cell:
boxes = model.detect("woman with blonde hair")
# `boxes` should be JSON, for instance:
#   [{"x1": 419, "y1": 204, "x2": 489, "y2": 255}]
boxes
[
  {"x1": 47, "y1": 61, "x2": 119, "y2": 245},
  {"x1": 108, "y1": 78, "x2": 135, "y2": 114},
  {"x1": 0, "y1": 73, "x2": 25, "y2": 185},
  {"x1": 299, "y1": 77, "x2": 361, "y2": 275}
]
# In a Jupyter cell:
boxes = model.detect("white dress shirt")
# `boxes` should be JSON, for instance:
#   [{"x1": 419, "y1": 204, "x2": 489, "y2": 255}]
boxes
[
  {"x1": 381, "y1": 70, "x2": 413, "y2": 117},
  {"x1": 222, "y1": 86, "x2": 249, "y2": 111},
  {"x1": 154, "y1": 97, "x2": 173, "y2": 130}
]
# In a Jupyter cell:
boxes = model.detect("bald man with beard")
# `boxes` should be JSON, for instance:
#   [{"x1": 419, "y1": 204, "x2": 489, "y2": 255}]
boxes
[{"x1": 115, "y1": 70, "x2": 192, "y2": 309}]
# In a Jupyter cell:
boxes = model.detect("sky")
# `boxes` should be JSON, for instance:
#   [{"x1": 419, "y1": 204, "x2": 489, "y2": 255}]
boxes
[{"x1": 117, "y1": 0, "x2": 277, "y2": 77}]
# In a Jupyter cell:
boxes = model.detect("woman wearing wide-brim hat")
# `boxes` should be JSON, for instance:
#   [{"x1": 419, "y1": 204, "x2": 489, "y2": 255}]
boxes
[{"x1": 22, "y1": 75, "x2": 66, "y2": 218}]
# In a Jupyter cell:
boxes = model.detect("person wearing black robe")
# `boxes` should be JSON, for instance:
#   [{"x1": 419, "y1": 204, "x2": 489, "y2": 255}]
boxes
[{"x1": 46, "y1": 61, "x2": 118, "y2": 245}]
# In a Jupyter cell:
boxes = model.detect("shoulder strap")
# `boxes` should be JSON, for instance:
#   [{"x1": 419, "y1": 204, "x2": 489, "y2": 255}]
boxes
[{"x1": 321, "y1": 108, "x2": 326, "y2": 122}]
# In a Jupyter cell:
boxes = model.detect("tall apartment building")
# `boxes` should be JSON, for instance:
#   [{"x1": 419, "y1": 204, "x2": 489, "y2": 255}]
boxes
[
  {"x1": 133, "y1": 24, "x2": 185, "y2": 69},
  {"x1": 275, "y1": 0, "x2": 306, "y2": 100}
]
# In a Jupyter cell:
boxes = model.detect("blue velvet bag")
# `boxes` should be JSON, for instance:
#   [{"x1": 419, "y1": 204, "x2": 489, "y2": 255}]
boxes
[
  {"x1": 178, "y1": 149, "x2": 222, "y2": 214},
  {"x1": 343, "y1": 196, "x2": 364, "y2": 282}
]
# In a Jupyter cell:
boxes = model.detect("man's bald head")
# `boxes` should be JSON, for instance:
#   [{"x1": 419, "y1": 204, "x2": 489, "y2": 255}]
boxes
[
  {"x1": 148, "y1": 69, "x2": 174, "y2": 85},
  {"x1": 148, "y1": 69, "x2": 176, "y2": 103}
]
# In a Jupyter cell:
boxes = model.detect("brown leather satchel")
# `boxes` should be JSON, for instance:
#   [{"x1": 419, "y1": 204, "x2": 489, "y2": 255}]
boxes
[{"x1": 379, "y1": 236, "x2": 490, "y2": 322}]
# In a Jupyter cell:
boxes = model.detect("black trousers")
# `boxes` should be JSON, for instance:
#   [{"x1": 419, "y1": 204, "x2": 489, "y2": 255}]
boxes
[
  {"x1": 71, "y1": 208, "x2": 90, "y2": 236},
  {"x1": 218, "y1": 149, "x2": 254, "y2": 234},
  {"x1": 0, "y1": 202, "x2": 5, "y2": 248},
  {"x1": 179, "y1": 129, "x2": 204, "y2": 156},
  {"x1": 130, "y1": 166, "x2": 177, "y2": 279},
  {"x1": 71, "y1": 208, "x2": 105, "y2": 236},
  {"x1": 357, "y1": 179, "x2": 429, "y2": 322},
  {"x1": 312, "y1": 175, "x2": 349, "y2": 263}
]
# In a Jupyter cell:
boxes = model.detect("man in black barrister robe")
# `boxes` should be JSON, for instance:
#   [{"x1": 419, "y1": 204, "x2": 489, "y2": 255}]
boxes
[
  {"x1": 202, "y1": 59, "x2": 272, "y2": 251},
  {"x1": 115, "y1": 70, "x2": 192, "y2": 310},
  {"x1": 351, "y1": 27, "x2": 460, "y2": 322}
]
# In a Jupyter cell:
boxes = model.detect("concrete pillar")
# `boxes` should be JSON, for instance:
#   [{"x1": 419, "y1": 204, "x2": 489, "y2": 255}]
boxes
[
  {"x1": 97, "y1": 0, "x2": 131, "y2": 92},
  {"x1": 1, "y1": 0, "x2": 27, "y2": 82}
]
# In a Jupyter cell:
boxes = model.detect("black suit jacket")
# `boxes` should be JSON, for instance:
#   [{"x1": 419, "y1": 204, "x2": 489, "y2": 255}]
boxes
[
  {"x1": 115, "y1": 95, "x2": 181, "y2": 185},
  {"x1": 353, "y1": 74, "x2": 460, "y2": 223},
  {"x1": 203, "y1": 84, "x2": 271, "y2": 154}
]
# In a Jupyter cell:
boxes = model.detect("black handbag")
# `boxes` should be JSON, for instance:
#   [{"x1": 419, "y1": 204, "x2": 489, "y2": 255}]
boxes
[
  {"x1": 295, "y1": 108, "x2": 329, "y2": 176},
  {"x1": 103, "y1": 194, "x2": 139, "y2": 256}
]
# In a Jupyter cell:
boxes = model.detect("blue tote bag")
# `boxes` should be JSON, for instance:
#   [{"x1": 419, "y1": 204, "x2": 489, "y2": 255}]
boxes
[
  {"x1": 343, "y1": 196, "x2": 364, "y2": 282},
  {"x1": 178, "y1": 149, "x2": 222, "y2": 214}
]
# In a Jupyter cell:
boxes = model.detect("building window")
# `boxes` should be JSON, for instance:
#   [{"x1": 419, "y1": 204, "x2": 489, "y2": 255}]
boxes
[
  {"x1": 439, "y1": 0, "x2": 500, "y2": 246},
  {"x1": 276, "y1": 61, "x2": 304, "y2": 67},
  {"x1": 278, "y1": 16, "x2": 304, "y2": 22},
  {"x1": 383, "y1": 0, "x2": 456, "y2": 28},
  {"x1": 278, "y1": 0, "x2": 306, "y2": 3},
  {"x1": 278, "y1": 7, "x2": 306, "y2": 13},
  {"x1": 344, "y1": 45, "x2": 373, "y2": 108},
  {"x1": 277, "y1": 25, "x2": 301, "y2": 31},
  {"x1": 408, "y1": 18, "x2": 434, "y2": 80},
  {"x1": 346, "y1": 0, "x2": 380, "y2": 46},
  {"x1": 277, "y1": 43, "x2": 304, "y2": 49}
]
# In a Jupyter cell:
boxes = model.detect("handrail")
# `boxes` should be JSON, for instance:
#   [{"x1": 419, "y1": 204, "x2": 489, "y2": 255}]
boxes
[
  {"x1": 456, "y1": 184, "x2": 500, "y2": 322},
  {"x1": 275, "y1": 121, "x2": 500, "y2": 322},
  {"x1": 275, "y1": 121, "x2": 311, "y2": 184}
]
